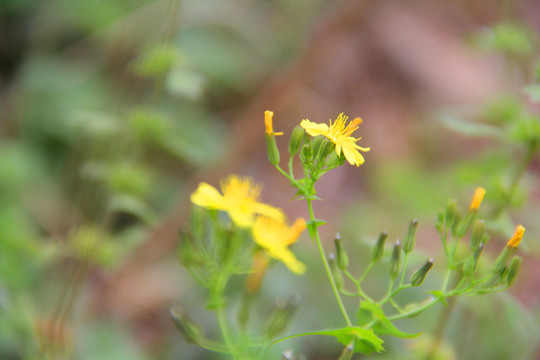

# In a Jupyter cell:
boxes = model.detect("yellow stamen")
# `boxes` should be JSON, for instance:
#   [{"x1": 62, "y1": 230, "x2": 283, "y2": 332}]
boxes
[
  {"x1": 469, "y1": 187, "x2": 486, "y2": 210},
  {"x1": 507, "y1": 225, "x2": 525, "y2": 248},
  {"x1": 264, "y1": 110, "x2": 283, "y2": 136}
]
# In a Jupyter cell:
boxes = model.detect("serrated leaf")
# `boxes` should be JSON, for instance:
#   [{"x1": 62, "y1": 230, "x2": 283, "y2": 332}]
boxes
[
  {"x1": 357, "y1": 301, "x2": 421, "y2": 339},
  {"x1": 273, "y1": 326, "x2": 384, "y2": 355},
  {"x1": 440, "y1": 116, "x2": 502, "y2": 138}
]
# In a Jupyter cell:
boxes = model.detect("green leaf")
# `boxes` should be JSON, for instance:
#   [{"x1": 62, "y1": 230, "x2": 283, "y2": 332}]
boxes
[
  {"x1": 273, "y1": 326, "x2": 384, "y2": 355},
  {"x1": 306, "y1": 219, "x2": 327, "y2": 240},
  {"x1": 440, "y1": 115, "x2": 502, "y2": 138},
  {"x1": 357, "y1": 301, "x2": 422, "y2": 339}
]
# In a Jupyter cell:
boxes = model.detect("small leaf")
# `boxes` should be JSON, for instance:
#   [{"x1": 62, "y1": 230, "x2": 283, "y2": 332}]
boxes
[
  {"x1": 440, "y1": 115, "x2": 502, "y2": 138},
  {"x1": 273, "y1": 327, "x2": 384, "y2": 355},
  {"x1": 357, "y1": 301, "x2": 421, "y2": 339}
]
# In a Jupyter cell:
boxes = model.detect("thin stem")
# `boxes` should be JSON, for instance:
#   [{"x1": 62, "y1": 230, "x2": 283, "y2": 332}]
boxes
[
  {"x1": 388, "y1": 297, "x2": 440, "y2": 321},
  {"x1": 217, "y1": 307, "x2": 240, "y2": 358},
  {"x1": 359, "y1": 262, "x2": 374, "y2": 282},
  {"x1": 307, "y1": 198, "x2": 352, "y2": 327}
]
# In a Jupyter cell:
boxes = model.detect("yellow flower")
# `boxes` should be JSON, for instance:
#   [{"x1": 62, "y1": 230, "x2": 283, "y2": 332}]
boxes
[
  {"x1": 469, "y1": 187, "x2": 486, "y2": 210},
  {"x1": 191, "y1": 175, "x2": 284, "y2": 227},
  {"x1": 252, "y1": 216, "x2": 306, "y2": 274},
  {"x1": 507, "y1": 225, "x2": 525, "y2": 248},
  {"x1": 300, "y1": 113, "x2": 370, "y2": 166},
  {"x1": 265, "y1": 111, "x2": 283, "y2": 136}
]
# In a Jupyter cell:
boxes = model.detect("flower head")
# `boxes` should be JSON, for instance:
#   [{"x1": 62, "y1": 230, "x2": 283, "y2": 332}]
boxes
[
  {"x1": 507, "y1": 225, "x2": 525, "y2": 248},
  {"x1": 191, "y1": 175, "x2": 283, "y2": 227},
  {"x1": 469, "y1": 187, "x2": 486, "y2": 210},
  {"x1": 252, "y1": 216, "x2": 306, "y2": 274},
  {"x1": 300, "y1": 113, "x2": 370, "y2": 166},
  {"x1": 265, "y1": 111, "x2": 283, "y2": 136}
]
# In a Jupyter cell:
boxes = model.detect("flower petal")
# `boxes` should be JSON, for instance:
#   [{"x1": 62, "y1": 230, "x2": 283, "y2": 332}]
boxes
[
  {"x1": 191, "y1": 183, "x2": 226, "y2": 209},
  {"x1": 300, "y1": 119, "x2": 330, "y2": 137},
  {"x1": 342, "y1": 145, "x2": 365, "y2": 167},
  {"x1": 253, "y1": 202, "x2": 285, "y2": 222}
]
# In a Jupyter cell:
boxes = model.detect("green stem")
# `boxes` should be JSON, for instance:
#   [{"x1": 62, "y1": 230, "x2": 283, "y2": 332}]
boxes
[
  {"x1": 359, "y1": 262, "x2": 374, "y2": 282},
  {"x1": 307, "y1": 198, "x2": 352, "y2": 327},
  {"x1": 217, "y1": 307, "x2": 240, "y2": 358}
]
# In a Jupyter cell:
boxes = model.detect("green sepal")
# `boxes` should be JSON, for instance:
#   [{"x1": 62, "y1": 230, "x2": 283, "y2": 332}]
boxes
[
  {"x1": 273, "y1": 326, "x2": 384, "y2": 355},
  {"x1": 357, "y1": 301, "x2": 421, "y2": 339}
]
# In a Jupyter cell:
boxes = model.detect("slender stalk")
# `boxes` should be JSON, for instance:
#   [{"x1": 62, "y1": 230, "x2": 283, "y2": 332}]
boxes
[{"x1": 306, "y1": 198, "x2": 352, "y2": 327}]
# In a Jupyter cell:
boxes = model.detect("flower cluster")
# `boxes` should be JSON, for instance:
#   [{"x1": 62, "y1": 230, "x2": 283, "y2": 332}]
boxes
[{"x1": 191, "y1": 174, "x2": 306, "y2": 274}]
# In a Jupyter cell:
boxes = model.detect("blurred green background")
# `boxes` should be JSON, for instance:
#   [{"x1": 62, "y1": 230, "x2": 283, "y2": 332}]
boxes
[{"x1": 1, "y1": 0, "x2": 540, "y2": 359}]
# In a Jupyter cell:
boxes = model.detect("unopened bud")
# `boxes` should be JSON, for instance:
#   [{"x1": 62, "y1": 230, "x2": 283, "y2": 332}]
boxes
[
  {"x1": 470, "y1": 220, "x2": 485, "y2": 250},
  {"x1": 388, "y1": 240, "x2": 402, "y2": 279},
  {"x1": 410, "y1": 259, "x2": 434, "y2": 286},
  {"x1": 334, "y1": 233, "x2": 349, "y2": 270},
  {"x1": 464, "y1": 243, "x2": 484, "y2": 275},
  {"x1": 317, "y1": 139, "x2": 334, "y2": 162},
  {"x1": 299, "y1": 144, "x2": 312, "y2": 164},
  {"x1": 444, "y1": 199, "x2": 458, "y2": 229},
  {"x1": 288, "y1": 126, "x2": 304, "y2": 156},
  {"x1": 266, "y1": 133, "x2": 280, "y2": 165},
  {"x1": 505, "y1": 256, "x2": 522, "y2": 287},
  {"x1": 329, "y1": 253, "x2": 344, "y2": 290},
  {"x1": 325, "y1": 152, "x2": 344, "y2": 169},
  {"x1": 483, "y1": 272, "x2": 503, "y2": 289},
  {"x1": 372, "y1": 232, "x2": 388, "y2": 262},
  {"x1": 311, "y1": 136, "x2": 324, "y2": 157},
  {"x1": 265, "y1": 296, "x2": 300, "y2": 338},
  {"x1": 403, "y1": 219, "x2": 418, "y2": 254},
  {"x1": 170, "y1": 305, "x2": 203, "y2": 344},
  {"x1": 493, "y1": 245, "x2": 517, "y2": 274}
]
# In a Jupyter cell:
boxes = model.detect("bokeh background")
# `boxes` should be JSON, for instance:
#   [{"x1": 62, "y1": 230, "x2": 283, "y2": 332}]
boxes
[{"x1": 1, "y1": 0, "x2": 540, "y2": 359}]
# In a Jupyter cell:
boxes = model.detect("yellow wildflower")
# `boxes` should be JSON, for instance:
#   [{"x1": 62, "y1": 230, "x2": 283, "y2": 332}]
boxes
[
  {"x1": 191, "y1": 175, "x2": 283, "y2": 227},
  {"x1": 252, "y1": 216, "x2": 306, "y2": 275},
  {"x1": 300, "y1": 113, "x2": 370, "y2": 166},
  {"x1": 264, "y1": 111, "x2": 283, "y2": 136},
  {"x1": 469, "y1": 187, "x2": 486, "y2": 210},
  {"x1": 507, "y1": 225, "x2": 525, "y2": 248}
]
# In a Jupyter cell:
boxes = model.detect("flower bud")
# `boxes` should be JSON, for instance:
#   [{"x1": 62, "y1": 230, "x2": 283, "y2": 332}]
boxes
[
  {"x1": 444, "y1": 199, "x2": 458, "y2": 229},
  {"x1": 329, "y1": 253, "x2": 344, "y2": 290},
  {"x1": 334, "y1": 233, "x2": 349, "y2": 270},
  {"x1": 289, "y1": 126, "x2": 304, "y2": 156},
  {"x1": 266, "y1": 133, "x2": 280, "y2": 165},
  {"x1": 325, "y1": 152, "x2": 344, "y2": 169},
  {"x1": 311, "y1": 136, "x2": 324, "y2": 157},
  {"x1": 170, "y1": 305, "x2": 204, "y2": 344},
  {"x1": 317, "y1": 139, "x2": 334, "y2": 162},
  {"x1": 265, "y1": 296, "x2": 300, "y2": 338},
  {"x1": 410, "y1": 258, "x2": 434, "y2": 286},
  {"x1": 403, "y1": 219, "x2": 418, "y2": 254},
  {"x1": 505, "y1": 256, "x2": 522, "y2": 287},
  {"x1": 464, "y1": 243, "x2": 483, "y2": 275},
  {"x1": 483, "y1": 272, "x2": 503, "y2": 289},
  {"x1": 470, "y1": 219, "x2": 485, "y2": 250},
  {"x1": 388, "y1": 240, "x2": 402, "y2": 279},
  {"x1": 372, "y1": 232, "x2": 388, "y2": 262},
  {"x1": 299, "y1": 144, "x2": 312, "y2": 164},
  {"x1": 492, "y1": 246, "x2": 517, "y2": 274}
]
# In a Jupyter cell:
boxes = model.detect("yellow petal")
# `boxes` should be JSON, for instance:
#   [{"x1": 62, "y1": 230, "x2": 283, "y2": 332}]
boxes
[
  {"x1": 191, "y1": 183, "x2": 226, "y2": 209},
  {"x1": 342, "y1": 145, "x2": 365, "y2": 166},
  {"x1": 284, "y1": 218, "x2": 306, "y2": 245},
  {"x1": 300, "y1": 119, "x2": 329, "y2": 137},
  {"x1": 253, "y1": 202, "x2": 285, "y2": 222},
  {"x1": 269, "y1": 247, "x2": 305, "y2": 275}
]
